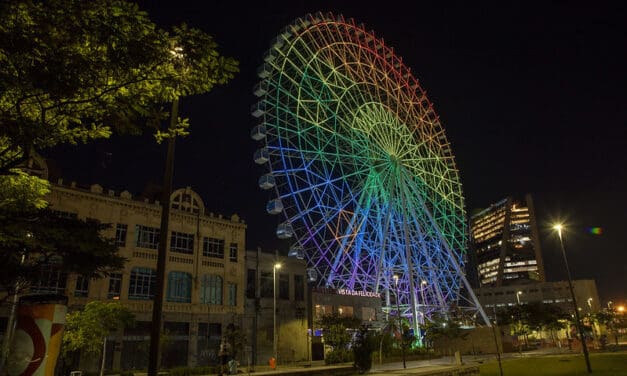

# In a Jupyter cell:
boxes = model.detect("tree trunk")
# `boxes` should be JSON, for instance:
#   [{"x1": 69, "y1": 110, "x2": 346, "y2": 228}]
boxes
[{"x1": 99, "y1": 337, "x2": 107, "y2": 376}]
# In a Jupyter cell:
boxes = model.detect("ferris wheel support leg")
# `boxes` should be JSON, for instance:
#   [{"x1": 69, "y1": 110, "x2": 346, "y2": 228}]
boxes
[
  {"x1": 404, "y1": 180, "x2": 491, "y2": 327},
  {"x1": 399, "y1": 179, "x2": 422, "y2": 346}
]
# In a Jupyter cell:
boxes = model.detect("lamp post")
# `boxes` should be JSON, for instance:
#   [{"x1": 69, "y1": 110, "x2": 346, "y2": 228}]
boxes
[
  {"x1": 273, "y1": 263, "x2": 282, "y2": 366},
  {"x1": 148, "y1": 46, "x2": 184, "y2": 376},
  {"x1": 553, "y1": 224, "x2": 591, "y2": 373},
  {"x1": 516, "y1": 291, "x2": 523, "y2": 305},
  {"x1": 393, "y1": 275, "x2": 406, "y2": 369}
]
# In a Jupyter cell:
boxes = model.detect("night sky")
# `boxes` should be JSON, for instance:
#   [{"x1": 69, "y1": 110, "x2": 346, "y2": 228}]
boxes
[{"x1": 48, "y1": 1, "x2": 626, "y2": 304}]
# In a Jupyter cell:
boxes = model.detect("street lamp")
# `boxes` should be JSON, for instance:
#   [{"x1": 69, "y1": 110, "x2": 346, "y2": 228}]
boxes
[
  {"x1": 553, "y1": 224, "x2": 591, "y2": 373},
  {"x1": 393, "y1": 275, "x2": 406, "y2": 369},
  {"x1": 516, "y1": 291, "x2": 523, "y2": 305},
  {"x1": 273, "y1": 263, "x2": 282, "y2": 366}
]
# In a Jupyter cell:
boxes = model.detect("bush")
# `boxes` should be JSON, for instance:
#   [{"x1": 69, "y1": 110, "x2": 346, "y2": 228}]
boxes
[{"x1": 324, "y1": 348, "x2": 353, "y2": 364}]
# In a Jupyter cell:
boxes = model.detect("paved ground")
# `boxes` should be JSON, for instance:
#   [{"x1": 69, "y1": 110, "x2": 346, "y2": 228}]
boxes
[{"x1": 225, "y1": 346, "x2": 621, "y2": 375}]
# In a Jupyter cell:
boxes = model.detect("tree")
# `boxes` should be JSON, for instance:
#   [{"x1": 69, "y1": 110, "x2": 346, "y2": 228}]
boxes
[
  {"x1": 0, "y1": 208, "x2": 126, "y2": 305},
  {"x1": 0, "y1": 0, "x2": 238, "y2": 175},
  {"x1": 223, "y1": 322, "x2": 246, "y2": 360},
  {"x1": 352, "y1": 325, "x2": 375, "y2": 374},
  {"x1": 63, "y1": 301, "x2": 135, "y2": 375},
  {"x1": 594, "y1": 308, "x2": 619, "y2": 346},
  {"x1": 422, "y1": 315, "x2": 468, "y2": 354},
  {"x1": 317, "y1": 313, "x2": 361, "y2": 350}
]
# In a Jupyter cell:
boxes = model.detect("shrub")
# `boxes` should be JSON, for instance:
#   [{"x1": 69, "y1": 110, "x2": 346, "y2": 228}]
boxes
[{"x1": 325, "y1": 348, "x2": 353, "y2": 364}]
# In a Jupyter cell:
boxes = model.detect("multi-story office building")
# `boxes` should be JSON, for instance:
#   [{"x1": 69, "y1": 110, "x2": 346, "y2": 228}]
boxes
[
  {"x1": 469, "y1": 195, "x2": 545, "y2": 287},
  {"x1": 0, "y1": 160, "x2": 247, "y2": 371}
]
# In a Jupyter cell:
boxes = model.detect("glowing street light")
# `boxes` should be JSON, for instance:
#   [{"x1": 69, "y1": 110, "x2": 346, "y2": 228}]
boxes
[
  {"x1": 516, "y1": 291, "x2": 523, "y2": 305},
  {"x1": 553, "y1": 223, "x2": 591, "y2": 373}
]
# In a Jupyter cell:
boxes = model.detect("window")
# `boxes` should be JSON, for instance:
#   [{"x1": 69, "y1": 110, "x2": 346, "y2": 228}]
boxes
[
  {"x1": 167, "y1": 271, "x2": 192, "y2": 303},
  {"x1": 115, "y1": 224, "x2": 128, "y2": 247},
  {"x1": 203, "y1": 238, "x2": 224, "y2": 258},
  {"x1": 260, "y1": 271, "x2": 273, "y2": 298},
  {"x1": 246, "y1": 269, "x2": 256, "y2": 298},
  {"x1": 362, "y1": 307, "x2": 376, "y2": 321},
  {"x1": 108, "y1": 273, "x2": 122, "y2": 299},
  {"x1": 294, "y1": 275, "x2": 305, "y2": 301},
  {"x1": 229, "y1": 243, "x2": 238, "y2": 262},
  {"x1": 279, "y1": 274, "x2": 289, "y2": 300},
  {"x1": 338, "y1": 306, "x2": 353, "y2": 317},
  {"x1": 170, "y1": 231, "x2": 194, "y2": 254},
  {"x1": 135, "y1": 225, "x2": 160, "y2": 249},
  {"x1": 74, "y1": 276, "x2": 89, "y2": 297},
  {"x1": 200, "y1": 275, "x2": 222, "y2": 305},
  {"x1": 31, "y1": 265, "x2": 67, "y2": 294},
  {"x1": 129, "y1": 267, "x2": 156, "y2": 300},
  {"x1": 228, "y1": 283, "x2": 237, "y2": 306}
]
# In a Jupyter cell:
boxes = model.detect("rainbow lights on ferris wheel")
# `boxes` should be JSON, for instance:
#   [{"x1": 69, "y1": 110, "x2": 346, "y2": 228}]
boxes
[{"x1": 252, "y1": 12, "x2": 487, "y2": 327}]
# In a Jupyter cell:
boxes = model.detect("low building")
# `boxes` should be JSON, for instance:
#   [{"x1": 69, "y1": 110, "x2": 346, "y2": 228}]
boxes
[
  {"x1": 243, "y1": 249, "x2": 385, "y2": 365},
  {"x1": 475, "y1": 279, "x2": 601, "y2": 317},
  {"x1": 243, "y1": 249, "x2": 309, "y2": 365}
]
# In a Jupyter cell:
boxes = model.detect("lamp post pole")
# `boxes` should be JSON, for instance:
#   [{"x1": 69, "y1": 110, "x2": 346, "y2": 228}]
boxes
[
  {"x1": 554, "y1": 224, "x2": 591, "y2": 373},
  {"x1": 273, "y1": 263, "x2": 281, "y2": 366},
  {"x1": 393, "y1": 275, "x2": 406, "y2": 369}
]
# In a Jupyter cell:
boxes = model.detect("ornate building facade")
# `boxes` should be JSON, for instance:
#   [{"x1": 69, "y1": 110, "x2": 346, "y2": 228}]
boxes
[{"x1": 2, "y1": 174, "x2": 247, "y2": 370}]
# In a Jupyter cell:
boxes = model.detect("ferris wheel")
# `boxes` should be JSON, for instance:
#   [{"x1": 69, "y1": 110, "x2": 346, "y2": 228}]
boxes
[{"x1": 252, "y1": 12, "x2": 488, "y2": 327}]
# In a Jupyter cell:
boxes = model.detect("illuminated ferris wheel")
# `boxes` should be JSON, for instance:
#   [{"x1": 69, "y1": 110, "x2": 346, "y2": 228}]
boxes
[{"x1": 252, "y1": 12, "x2": 487, "y2": 327}]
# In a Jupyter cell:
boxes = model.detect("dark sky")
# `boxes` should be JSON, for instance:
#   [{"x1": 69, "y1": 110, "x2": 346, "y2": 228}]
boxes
[{"x1": 49, "y1": 1, "x2": 626, "y2": 304}]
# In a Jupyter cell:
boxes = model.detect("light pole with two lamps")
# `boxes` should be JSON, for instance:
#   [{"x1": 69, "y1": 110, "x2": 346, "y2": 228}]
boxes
[{"x1": 553, "y1": 224, "x2": 591, "y2": 373}]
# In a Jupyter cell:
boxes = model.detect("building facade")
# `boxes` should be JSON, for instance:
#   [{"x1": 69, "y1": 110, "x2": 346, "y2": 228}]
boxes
[
  {"x1": 469, "y1": 195, "x2": 545, "y2": 287},
  {"x1": 1, "y1": 178, "x2": 247, "y2": 370},
  {"x1": 243, "y1": 249, "x2": 309, "y2": 366},
  {"x1": 243, "y1": 249, "x2": 385, "y2": 365},
  {"x1": 475, "y1": 279, "x2": 601, "y2": 317}
]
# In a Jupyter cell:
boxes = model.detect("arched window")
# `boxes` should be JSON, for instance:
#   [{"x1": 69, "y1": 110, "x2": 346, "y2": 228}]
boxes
[
  {"x1": 200, "y1": 274, "x2": 222, "y2": 305},
  {"x1": 170, "y1": 188, "x2": 205, "y2": 215},
  {"x1": 167, "y1": 271, "x2": 192, "y2": 303}
]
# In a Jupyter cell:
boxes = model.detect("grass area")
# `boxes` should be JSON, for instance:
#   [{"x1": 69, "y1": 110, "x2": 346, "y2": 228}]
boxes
[{"x1": 479, "y1": 352, "x2": 627, "y2": 376}]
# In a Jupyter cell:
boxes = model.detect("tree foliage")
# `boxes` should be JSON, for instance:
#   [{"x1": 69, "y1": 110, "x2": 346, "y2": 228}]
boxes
[
  {"x1": 63, "y1": 301, "x2": 135, "y2": 356},
  {"x1": 0, "y1": 208, "x2": 126, "y2": 304},
  {"x1": 0, "y1": 0, "x2": 238, "y2": 174},
  {"x1": 317, "y1": 313, "x2": 361, "y2": 349},
  {"x1": 422, "y1": 315, "x2": 468, "y2": 347}
]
